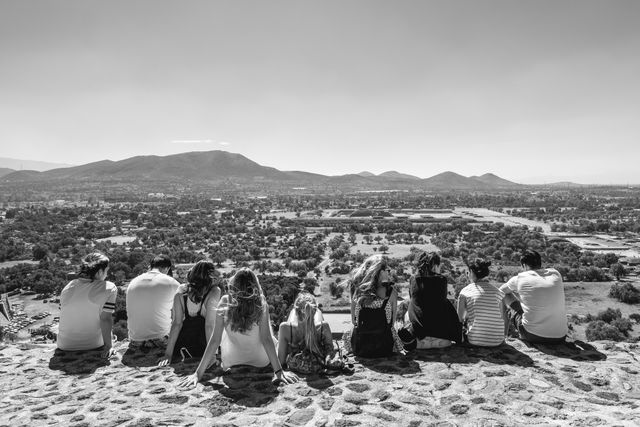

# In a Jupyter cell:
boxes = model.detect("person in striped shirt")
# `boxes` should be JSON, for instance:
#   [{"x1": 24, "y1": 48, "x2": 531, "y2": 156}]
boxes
[{"x1": 456, "y1": 258, "x2": 507, "y2": 347}]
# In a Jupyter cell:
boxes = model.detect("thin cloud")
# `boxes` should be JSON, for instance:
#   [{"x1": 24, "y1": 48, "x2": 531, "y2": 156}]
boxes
[
  {"x1": 219, "y1": 141, "x2": 231, "y2": 146},
  {"x1": 170, "y1": 139, "x2": 214, "y2": 144}
]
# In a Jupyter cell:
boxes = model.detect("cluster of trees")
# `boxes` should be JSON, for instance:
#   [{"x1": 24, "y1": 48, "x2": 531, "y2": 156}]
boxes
[
  {"x1": 609, "y1": 282, "x2": 640, "y2": 304},
  {"x1": 585, "y1": 308, "x2": 637, "y2": 342}
]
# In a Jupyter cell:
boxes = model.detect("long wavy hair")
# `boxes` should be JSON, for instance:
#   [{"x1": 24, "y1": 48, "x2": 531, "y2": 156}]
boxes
[
  {"x1": 349, "y1": 254, "x2": 389, "y2": 304},
  {"x1": 78, "y1": 252, "x2": 110, "y2": 280},
  {"x1": 286, "y1": 292, "x2": 323, "y2": 357},
  {"x1": 225, "y1": 268, "x2": 264, "y2": 333},
  {"x1": 186, "y1": 260, "x2": 216, "y2": 304}
]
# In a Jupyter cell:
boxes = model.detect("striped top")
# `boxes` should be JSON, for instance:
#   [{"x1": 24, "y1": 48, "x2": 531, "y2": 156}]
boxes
[{"x1": 457, "y1": 281, "x2": 505, "y2": 347}]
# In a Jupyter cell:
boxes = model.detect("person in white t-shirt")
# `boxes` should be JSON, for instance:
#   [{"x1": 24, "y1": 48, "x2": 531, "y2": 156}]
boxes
[
  {"x1": 57, "y1": 252, "x2": 117, "y2": 358},
  {"x1": 126, "y1": 254, "x2": 180, "y2": 347},
  {"x1": 499, "y1": 250, "x2": 567, "y2": 343}
]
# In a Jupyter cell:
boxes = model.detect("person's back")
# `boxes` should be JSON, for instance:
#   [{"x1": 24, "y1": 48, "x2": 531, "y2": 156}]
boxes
[
  {"x1": 507, "y1": 268, "x2": 567, "y2": 339},
  {"x1": 408, "y1": 274, "x2": 461, "y2": 341},
  {"x1": 458, "y1": 281, "x2": 505, "y2": 346},
  {"x1": 58, "y1": 278, "x2": 116, "y2": 350},
  {"x1": 126, "y1": 270, "x2": 179, "y2": 342}
]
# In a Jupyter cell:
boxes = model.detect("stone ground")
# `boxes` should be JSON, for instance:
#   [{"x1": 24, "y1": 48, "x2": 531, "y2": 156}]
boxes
[{"x1": 1, "y1": 339, "x2": 639, "y2": 426}]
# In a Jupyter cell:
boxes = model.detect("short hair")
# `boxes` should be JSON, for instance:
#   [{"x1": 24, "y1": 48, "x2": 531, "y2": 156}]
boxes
[
  {"x1": 150, "y1": 254, "x2": 172, "y2": 270},
  {"x1": 520, "y1": 250, "x2": 542, "y2": 269},
  {"x1": 467, "y1": 258, "x2": 492, "y2": 280},
  {"x1": 79, "y1": 252, "x2": 110, "y2": 280},
  {"x1": 417, "y1": 251, "x2": 441, "y2": 276}
]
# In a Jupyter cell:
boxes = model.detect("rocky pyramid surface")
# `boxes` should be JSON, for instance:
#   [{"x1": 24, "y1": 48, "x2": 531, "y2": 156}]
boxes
[{"x1": 1, "y1": 338, "x2": 639, "y2": 426}]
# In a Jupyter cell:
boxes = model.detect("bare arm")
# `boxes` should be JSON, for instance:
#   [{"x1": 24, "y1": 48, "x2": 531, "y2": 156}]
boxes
[
  {"x1": 99, "y1": 311, "x2": 113, "y2": 355},
  {"x1": 456, "y1": 294, "x2": 467, "y2": 323},
  {"x1": 204, "y1": 287, "x2": 221, "y2": 342},
  {"x1": 194, "y1": 300, "x2": 226, "y2": 380},
  {"x1": 259, "y1": 301, "x2": 297, "y2": 384},
  {"x1": 159, "y1": 294, "x2": 184, "y2": 365},
  {"x1": 277, "y1": 322, "x2": 291, "y2": 366}
]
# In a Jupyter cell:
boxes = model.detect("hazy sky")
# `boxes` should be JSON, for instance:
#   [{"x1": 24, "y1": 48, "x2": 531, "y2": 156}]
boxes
[{"x1": 1, "y1": 1, "x2": 639, "y2": 184}]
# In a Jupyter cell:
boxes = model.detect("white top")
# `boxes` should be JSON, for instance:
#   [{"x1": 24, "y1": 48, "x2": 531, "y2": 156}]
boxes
[
  {"x1": 458, "y1": 281, "x2": 505, "y2": 347},
  {"x1": 126, "y1": 271, "x2": 180, "y2": 341},
  {"x1": 57, "y1": 278, "x2": 117, "y2": 351},
  {"x1": 220, "y1": 323, "x2": 273, "y2": 369},
  {"x1": 503, "y1": 268, "x2": 568, "y2": 339}
]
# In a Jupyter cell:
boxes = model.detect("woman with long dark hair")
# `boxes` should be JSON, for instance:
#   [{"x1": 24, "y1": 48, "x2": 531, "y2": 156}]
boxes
[
  {"x1": 159, "y1": 260, "x2": 221, "y2": 365},
  {"x1": 57, "y1": 252, "x2": 117, "y2": 358}
]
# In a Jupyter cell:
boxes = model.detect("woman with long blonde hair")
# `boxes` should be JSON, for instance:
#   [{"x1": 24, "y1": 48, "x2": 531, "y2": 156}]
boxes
[
  {"x1": 343, "y1": 254, "x2": 403, "y2": 357},
  {"x1": 180, "y1": 268, "x2": 298, "y2": 388},
  {"x1": 277, "y1": 291, "x2": 334, "y2": 373}
]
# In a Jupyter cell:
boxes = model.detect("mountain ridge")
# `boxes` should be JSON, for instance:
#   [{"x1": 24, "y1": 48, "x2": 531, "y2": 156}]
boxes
[{"x1": 0, "y1": 150, "x2": 525, "y2": 190}]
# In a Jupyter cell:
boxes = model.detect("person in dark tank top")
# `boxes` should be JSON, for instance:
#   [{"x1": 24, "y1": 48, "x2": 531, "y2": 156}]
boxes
[{"x1": 399, "y1": 251, "x2": 462, "y2": 350}]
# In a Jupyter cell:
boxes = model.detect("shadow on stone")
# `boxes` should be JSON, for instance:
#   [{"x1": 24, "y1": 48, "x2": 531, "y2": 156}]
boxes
[
  {"x1": 355, "y1": 353, "x2": 421, "y2": 375},
  {"x1": 525, "y1": 340, "x2": 607, "y2": 361},
  {"x1": 121, "y1": 346, "x2": 165, "y2": 368},
  {"x1": 410, "y1": 343, "x2": 535, "y2": 368},
  {"x1": 48, "y1": 348, "x2": 110, "y2": 374}
]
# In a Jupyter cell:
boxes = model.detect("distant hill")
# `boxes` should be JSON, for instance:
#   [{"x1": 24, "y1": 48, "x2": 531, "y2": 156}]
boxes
[
  {"x1": 0, "y1": 150, "x2": 522, "y2": 192},
  {"x1": 470, "y1": 173, "x2": 522, "y2": 188},
  {"x1": 423, "y1": 171, "x2": 488, "y2": 190},
  {"x1": 0, "y1": 157, "x2": 74, "y2": 172},
  {"x1": 0, "y1": 167, "x2": 15, "y2": 178},
  {"x1": 1, "y1": 151, "x2": 289, "y2": 183},
  {"x1": 379, "y1": 171, "x2": 421, "y2": 180}
]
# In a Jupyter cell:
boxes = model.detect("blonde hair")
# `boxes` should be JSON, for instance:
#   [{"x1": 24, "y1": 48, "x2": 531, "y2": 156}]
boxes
[
  {"x1": 349, "y1": 254, "x2": 389, "y2": 303},
  {"x1": 225, "y1": 268, "x2": 264, "y2": 333},
  {"x1": 287, "y1": 292, "x2": 323, "y2": 357}
]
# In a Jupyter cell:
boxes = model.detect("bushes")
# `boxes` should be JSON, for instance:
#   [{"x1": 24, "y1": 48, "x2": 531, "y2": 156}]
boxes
[
  {"x1": 585, "y1": 321, "x2": 625, "y2": 341},
  {"x1": 585, "y1": 307, "x2": 633, "y2": 342},
  {"x1": 609, "y1": 283, "x2": 640, "y2": 304},
  {"x1": 329, "y1": 280, "x2": 345, "y2": 299}
]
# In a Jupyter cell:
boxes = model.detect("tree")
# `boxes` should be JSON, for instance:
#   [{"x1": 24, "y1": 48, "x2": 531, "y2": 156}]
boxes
[
  {"x1": 610, "y1": 263, "x2": 626, "y2": 281},
  {"x1": 378, "y1": 245, "x2": 389, "y2": 254}
]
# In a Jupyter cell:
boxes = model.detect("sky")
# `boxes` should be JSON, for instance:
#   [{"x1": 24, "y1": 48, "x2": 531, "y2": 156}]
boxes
[{"x1": 1, "y1": 1, "x2": 639, "y2": 184}]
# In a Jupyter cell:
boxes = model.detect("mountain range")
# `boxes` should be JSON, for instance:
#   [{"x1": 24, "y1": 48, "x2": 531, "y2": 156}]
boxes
[{"x1": 0, "y1": 150, "x2": 526, "y2": 191}]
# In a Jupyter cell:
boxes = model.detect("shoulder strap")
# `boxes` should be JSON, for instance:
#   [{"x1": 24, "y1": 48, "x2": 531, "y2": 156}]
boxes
[{"x1": 182, "y1": 292, "x2": 191, "y2": 318}]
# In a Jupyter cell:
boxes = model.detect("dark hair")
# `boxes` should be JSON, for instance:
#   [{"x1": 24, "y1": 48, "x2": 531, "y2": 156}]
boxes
[
  {"x1": 186, "y1": 260, "x2": 216, "y2": 303},
  {"x1": 520, "y1": 250, "x2": 542, "y2": 269},
  {"x1": 417, "y1": 251, "x2": 440, "y2": 276},
  {"x1": 468, "y1": 258, "x2": 492, "y2": 280},
  {"x1": 150, "y1": 254, "x2": 172, "y2": 270},
  {"x1": 79, "y1": 252, "x2": 110, "y2": 280}
]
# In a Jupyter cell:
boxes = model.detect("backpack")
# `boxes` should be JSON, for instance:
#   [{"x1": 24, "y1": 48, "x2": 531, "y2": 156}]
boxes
[{"x1": 350, "y1": 297, "x2": 394, "y2": 358}]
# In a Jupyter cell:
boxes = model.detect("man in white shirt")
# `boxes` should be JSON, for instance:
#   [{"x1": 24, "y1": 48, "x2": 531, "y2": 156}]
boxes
[
  {"x1": 500, "y1": 250, "x2": 567, "y2": 343},
  {"x1": 126, "y1": 255, "x2": 180, "y2": 347}
]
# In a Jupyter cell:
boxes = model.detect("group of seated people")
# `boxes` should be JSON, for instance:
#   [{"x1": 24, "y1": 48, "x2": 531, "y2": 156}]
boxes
[{"x1": 56, "y1": 248, "x2": 567, "y2": 388}]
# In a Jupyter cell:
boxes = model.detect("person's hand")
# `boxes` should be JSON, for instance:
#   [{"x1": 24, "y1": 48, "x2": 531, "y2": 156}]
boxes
[
  {"x1": 178, "y1": 372, "x2": 201, "y2": 389},
  {"x1": 158, "y1": 353, "x2": 172, "y2": 367},
  {"x1": 101, "y1": 346, "x2": 115, "y2": 359},
  {"x1": 272, "y1": 370, "x2": 299, "y2": 385}
]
